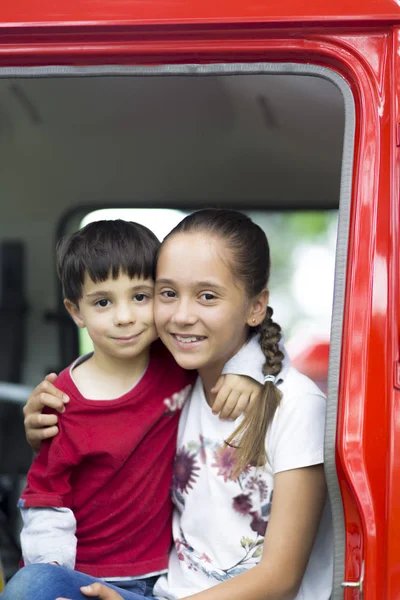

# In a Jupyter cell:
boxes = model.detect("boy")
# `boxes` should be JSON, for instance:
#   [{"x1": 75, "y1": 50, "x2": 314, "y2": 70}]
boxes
[{"x1": 18, "y1": 220, "x2": 260, "y2": 596}]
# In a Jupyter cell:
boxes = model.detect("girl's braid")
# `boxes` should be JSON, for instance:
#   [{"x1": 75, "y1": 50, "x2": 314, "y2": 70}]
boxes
[{"x1": 258, "y1": 306, "x2": 285, "y2": 378}]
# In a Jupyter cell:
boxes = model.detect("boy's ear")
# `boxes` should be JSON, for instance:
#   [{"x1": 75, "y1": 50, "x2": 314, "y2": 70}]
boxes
[
  {"x1": 64, "y1": 299, "x2": 86, "y2": 329},
  {"x1": 247, "y1": 289, "x2": 269, "y2": 327}
]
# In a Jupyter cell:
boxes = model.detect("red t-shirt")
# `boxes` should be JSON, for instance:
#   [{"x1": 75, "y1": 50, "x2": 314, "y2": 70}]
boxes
[{"x1": 20, "y1": 340, "x2": 196, "y2": 578}]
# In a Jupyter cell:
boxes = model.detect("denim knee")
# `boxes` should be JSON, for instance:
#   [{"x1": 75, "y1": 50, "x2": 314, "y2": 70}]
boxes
[{"x1": 0, "y1": 564, "x2": 65, "y2": 600}]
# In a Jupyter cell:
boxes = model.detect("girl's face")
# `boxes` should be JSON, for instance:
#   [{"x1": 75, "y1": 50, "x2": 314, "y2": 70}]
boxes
[{"x1": 154, "y1": 232, "x2": 266, "y2": 380}]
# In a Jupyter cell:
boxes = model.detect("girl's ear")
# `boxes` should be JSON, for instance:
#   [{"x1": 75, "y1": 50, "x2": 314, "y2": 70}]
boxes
[
  {"x1": 64, "y1": 299, "x2": 86, "y2": 329},
  {"x1": 247, "y1": 289, "x2": 269, "y2": 327}
]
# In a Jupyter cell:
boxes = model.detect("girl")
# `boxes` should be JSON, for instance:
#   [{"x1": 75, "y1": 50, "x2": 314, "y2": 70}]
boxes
[{"x1": 7, "y1": 209, "x2": 332, "y2": 600}]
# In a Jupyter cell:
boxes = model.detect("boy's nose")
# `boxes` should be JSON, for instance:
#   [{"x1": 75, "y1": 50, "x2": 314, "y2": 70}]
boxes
[{"x1": 114, "y1": 305, "x2": 136, "y2": 325}]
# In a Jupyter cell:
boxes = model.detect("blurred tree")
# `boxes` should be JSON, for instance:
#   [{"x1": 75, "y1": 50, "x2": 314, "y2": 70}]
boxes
[{"x1": 247, "y1": 210, "x2": 338, "y2": 338}]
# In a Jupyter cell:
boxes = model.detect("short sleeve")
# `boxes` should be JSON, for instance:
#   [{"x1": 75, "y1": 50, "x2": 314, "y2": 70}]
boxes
[
  {"x1": 19, "y1": 414, "x2": 79, "y2": 509},
  {"x1": 268, "y1": 378, "x2": 326, "y2": 475}
]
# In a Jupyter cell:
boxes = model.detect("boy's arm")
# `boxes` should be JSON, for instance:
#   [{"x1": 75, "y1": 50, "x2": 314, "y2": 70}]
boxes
[
  {"x1": 20, "y1": 404, "x2": 80, "y2": 568},
  {"x1": 20, "y1": 507, "x2": 77, "y2": 569},
  {"x1": 221, "y1": 334, "x2": 264, "y2": 384},
  {"x1": 212, "y1": 335, "x2": 265, "y2": 419}
]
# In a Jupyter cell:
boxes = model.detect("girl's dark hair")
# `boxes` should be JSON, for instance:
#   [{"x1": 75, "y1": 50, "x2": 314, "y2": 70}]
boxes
[
  {"x1": 57, "y1": 219, "x2": 160, "y2": 305},
  {"x1": 163, "y1": 209, "x2": 284, "y2": 475}
]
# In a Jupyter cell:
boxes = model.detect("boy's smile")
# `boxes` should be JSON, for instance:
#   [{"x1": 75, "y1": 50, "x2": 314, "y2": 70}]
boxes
[{"x1": 65, "y1": 271, "x2": 158, "y2": 366}]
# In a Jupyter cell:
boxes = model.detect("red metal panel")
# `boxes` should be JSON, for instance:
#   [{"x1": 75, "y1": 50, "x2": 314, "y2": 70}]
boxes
[
  {"x1": 326, "y1": 33, "x2": 391, "y2": 600},
  {"x1": 386, "y1": 26, "x2": 400, "y2": 600},
  {"x1": 0, "y1": 23, "x2": 395, "y2": 599},
  {"x1": 0, "y1": 0, "x2": 400, "y2": 28}
]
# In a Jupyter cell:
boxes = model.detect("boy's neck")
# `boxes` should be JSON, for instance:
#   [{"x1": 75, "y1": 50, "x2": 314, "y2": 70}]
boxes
[{"x1": 73, "y1": 347, "x2": 151, "y2": 400}]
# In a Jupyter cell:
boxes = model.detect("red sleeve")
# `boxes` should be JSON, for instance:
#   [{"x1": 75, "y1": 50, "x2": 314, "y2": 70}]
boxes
[
  {"x1": 19, "y1": 388, "x2": 80, "y2": 509},
  {"x1": 20, "y1": 424, "x2": 80, "y2": 508}
]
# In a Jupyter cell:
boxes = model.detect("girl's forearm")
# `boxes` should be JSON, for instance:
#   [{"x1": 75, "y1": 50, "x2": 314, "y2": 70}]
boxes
[{"x1": 180, "y1": 563, "x2": 299, "y2": 600}]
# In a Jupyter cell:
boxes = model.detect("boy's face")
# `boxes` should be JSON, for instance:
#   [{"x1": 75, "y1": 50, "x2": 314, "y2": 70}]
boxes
[{"x1": 65, "y1": 271, "x2": 157, "y2": 362}]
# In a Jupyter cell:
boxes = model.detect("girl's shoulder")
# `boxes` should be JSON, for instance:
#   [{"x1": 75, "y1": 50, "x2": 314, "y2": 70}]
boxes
[
  {"x1": 268, "y1": 368, "x2": 326, "y2": 473},
  {"x1": 279, "y1": 366, "x2": 325, "y2": 400},
  {"x1": 276, "y1": 366, "x2": 326, "y2": 425}
]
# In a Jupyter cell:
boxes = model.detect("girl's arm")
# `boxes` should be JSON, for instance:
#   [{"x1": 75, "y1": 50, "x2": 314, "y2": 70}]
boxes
[
  {"x1": 181, "y1": 464, "x2": 327, "y2": 600},
  {"x1": 212, "y1": 333, "x2": 265, "y2": 419},
  {"x1": 211, "y1": 374, "x2": 261, "y2": 420},
  {"x1": 24, "y1": 374, "x2": 69, "y2": 451},
  {"x1": 23, "y1": 369, "x2": 259, "y2": 448}
]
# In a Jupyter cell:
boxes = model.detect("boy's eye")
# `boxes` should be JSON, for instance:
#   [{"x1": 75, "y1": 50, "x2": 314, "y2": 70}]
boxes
[
  {"x1": 134, "y1": 293, "x2": 148, "y2": 302},
  {"x1": 96, "y1": 298, "x2": 110, "y2": 308}
]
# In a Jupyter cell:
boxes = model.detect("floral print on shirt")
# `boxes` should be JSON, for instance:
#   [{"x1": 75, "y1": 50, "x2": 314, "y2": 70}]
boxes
[{"x1": 171, "y1": 435, "x2": 273, "y2": 580}]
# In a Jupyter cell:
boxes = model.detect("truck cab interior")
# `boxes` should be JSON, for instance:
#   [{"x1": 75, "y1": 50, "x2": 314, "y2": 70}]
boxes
[{"x1": 0, "y1": 65, "x2": 350, "y2": 583}]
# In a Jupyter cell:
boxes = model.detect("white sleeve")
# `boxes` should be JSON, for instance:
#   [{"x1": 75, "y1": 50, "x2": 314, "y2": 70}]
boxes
[
  {"x1": 221, "y1": 334, "x2": 264, "y2": 384},
  {"x1": 268, "y1": 388, "x2": 326, "y2": 475},
  {"x1": 20, "y1": 507, "x2": 77, "y2": 569}
]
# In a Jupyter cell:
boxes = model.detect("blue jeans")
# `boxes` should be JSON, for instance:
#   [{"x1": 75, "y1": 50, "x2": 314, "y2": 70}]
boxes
[{"x1": 0, "y1": 564, "x2": 158, "y2": 600}]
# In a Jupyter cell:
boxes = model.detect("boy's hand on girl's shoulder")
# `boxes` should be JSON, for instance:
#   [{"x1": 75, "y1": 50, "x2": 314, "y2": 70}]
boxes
[
  {"x1": 24, "y1": 373, "x2": 69, "y2": 452},
  {"x1": 210, "y1": 374, "x2": 262, "y2": 421},
  {"x1": 56, "y1": 582, "x2": 125, "y2": 600}
]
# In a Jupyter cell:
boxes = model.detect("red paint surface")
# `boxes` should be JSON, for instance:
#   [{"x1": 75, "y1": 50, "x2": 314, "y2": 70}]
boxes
[
  {"x1": 0, "y1": 4, "x2": 398, "y2": 597},
  {"x1": 385, "y1": 26, "x2": 400, "y2": 600},
  {"x1": 0, "y1": 0, "x2": 400, "y2": 28}
]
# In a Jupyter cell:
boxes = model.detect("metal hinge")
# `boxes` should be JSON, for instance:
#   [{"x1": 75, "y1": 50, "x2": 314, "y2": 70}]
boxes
[{"x1": 341, "y1": 562, "x2": 364, "y2": 596}]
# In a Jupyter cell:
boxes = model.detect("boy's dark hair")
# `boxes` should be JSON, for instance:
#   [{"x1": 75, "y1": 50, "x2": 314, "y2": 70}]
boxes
[{"x1": 57, "y1": 219, "x2": 160, "y2": 305}]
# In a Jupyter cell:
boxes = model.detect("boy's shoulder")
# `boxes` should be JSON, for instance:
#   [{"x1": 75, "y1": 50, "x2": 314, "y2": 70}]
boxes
[
  {"x1": 52, "y1": 353, "x2": 94, "y2": 397},
  {"x1": 53, "y1": 363, "x2": 74, "y2": 393},
  {"x1": 40, "y1": 363, "x2": 78, "y2": 419},
  {"x1": 51, "y1": 357, "x2": 91, "y2": 405}
]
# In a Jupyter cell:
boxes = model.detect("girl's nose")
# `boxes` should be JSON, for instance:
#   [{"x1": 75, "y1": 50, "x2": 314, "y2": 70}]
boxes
[{"x1": 172, "y1": 299, "x2": 197, "y2": 327}]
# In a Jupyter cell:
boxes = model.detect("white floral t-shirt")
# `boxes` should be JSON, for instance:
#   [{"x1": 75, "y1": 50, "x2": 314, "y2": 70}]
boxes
[{"x1": 154, "y1": 365, "x2": 333, "y2": 600}]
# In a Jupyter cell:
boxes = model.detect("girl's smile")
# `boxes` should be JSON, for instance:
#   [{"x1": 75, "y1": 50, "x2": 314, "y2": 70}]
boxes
[
  {"x1": 170, "y1": 333, "x2": 207, "y2": 349},
  {"x1": 155, "y1": 232, "x2": 261, "y2": 390}
]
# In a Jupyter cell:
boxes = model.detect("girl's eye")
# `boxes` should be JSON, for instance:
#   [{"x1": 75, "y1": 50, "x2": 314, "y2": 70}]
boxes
[
  {"x1": 134, "y1": 293, "x2": 147, "y2": 302},
  {"x1": 96, "y1": 298, "x2": 110, "y2": 308},
  {"x1": 161, "y1": 290, "x2": 177, "y2": 299},
  {"x1": 200, "y1": 293, "x2": 216, "y2": 301}
]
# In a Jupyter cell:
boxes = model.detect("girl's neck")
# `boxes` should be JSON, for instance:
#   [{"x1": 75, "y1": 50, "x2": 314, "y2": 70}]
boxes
[
  {"x1": 199, "y1": 333, "x2": 250, "y2": 407},
  {"x1": 199, "y1": 363, "x2": 224, "y2": 407}
]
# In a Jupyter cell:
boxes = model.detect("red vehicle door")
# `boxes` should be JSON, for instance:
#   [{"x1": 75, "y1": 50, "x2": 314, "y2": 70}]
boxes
[{"x1": 1, "y1": 1, "x2": 400, "y2": 598}]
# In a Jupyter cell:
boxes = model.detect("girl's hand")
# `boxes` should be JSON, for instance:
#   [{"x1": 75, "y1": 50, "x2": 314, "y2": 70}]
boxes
[
  {"x1": 211, "y1": 374, "x2": 261, "y2": 420},
  {"x1": 23, "y1": 373, "x2": 69, "y2": 451},
  {"x1": 56, "y1": 582, "x2": 125, "y2": 600}
]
